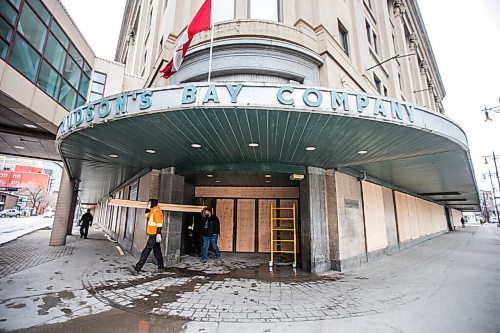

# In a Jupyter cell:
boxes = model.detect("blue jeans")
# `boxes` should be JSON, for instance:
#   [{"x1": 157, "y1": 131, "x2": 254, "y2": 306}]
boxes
[{"x1": 202, "y1": 234, "x2": 221, "y2": 261}]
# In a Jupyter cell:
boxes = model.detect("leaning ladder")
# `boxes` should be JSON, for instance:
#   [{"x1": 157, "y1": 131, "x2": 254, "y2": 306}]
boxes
[{"x1": 269, "y1": 203, "x2": 297, "y2": 269}]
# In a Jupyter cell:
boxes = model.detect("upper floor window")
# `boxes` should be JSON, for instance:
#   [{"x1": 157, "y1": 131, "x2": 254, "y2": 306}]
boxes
[
  {"x1": 0, "y1": 0, "x2": 92, "y2": 110},
  {"x1": 213, "y1": 0, "x2": 235, "y2": 23},
  {"x1": 249, "y1": 0, "x2": 282, "y2": 22},
  {"x1": 338, "y1": 20, "x2": 349, "y2": 57},
  {"x1": 365, "y1": 20, "x2": 378, "y2": 54},
  {"x1": 374, "y1": 74, "x2": 382, "y2": 94},
  {"x1": 89, "y1": 71, "x2": 107, "y2": 102}
]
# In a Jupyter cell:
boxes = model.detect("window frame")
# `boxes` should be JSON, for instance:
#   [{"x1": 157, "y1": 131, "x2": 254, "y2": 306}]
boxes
[
  {"x1": 338, "y1": 19, "x2": 349, "y2": 57},
  {"x1": 2, "y1": 0, "x2": 92, "y2": 110},
  {"x1": 248, "y1": 0, "x2": 283, "y2": 22},
  {"x1": 365, "y1": 19, "x2": 379, "y2": 55},
  {"x1": 89, "y1": 70, "x2": 107, "y2": 102},
  {"x1": 213, "y1": 0, "x2": 236, "y2": 23},
  {"x1": 373, "y1": 73, "x2": 382, "y2": 94}
]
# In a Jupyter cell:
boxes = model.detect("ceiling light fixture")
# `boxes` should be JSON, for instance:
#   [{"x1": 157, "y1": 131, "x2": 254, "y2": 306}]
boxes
[
  {"x1": 207, "y1": 174, "x2": 214, "y2": 178},
  {"x1": 24, "y1": 124, "x2": 37, "y2": 128},
  {"x1": 191, "y1": 143, "x2": 201, "y2": 148},
  {"x1": 215, "y1": 180, "x2": 221, "y2": 183},
  {"x1": 146, "y1": 149, "x2": 156, "y2": 154},
  {"x1": 265, "y1": 180, "x2": 272, "y2": 183},
  {"x1": 305, "y1": 146, "x2": 316, "y2": 151},
  {"x1": 265, "y1": 174, "x2": 272, "y2": 178},
  {"x1": 109, "y1": 154, "x2": 119, "y2": 158},
  {"x1": 357, "y1": 150, "x2": 368, "y2": 154},
  {"x1": 14, "y1": 146, "x2": 24, "y2": 149},
  {"x1": 248, "y1": 143, "x2": 259, "y2": 147}
]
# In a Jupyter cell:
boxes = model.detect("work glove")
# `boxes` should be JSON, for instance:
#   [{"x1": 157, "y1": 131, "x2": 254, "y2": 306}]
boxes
[{"x1": 156, "y1": 234, "x2": 162, "y2": 243}]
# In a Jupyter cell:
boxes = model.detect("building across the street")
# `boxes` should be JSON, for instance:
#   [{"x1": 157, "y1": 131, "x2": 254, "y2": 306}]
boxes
[
  {"x1": 0, "y1": 191, "x2": 20, "y2": 211},
  {"x1": 1, "y1": 0, "x2": 480, "y2": 272},
  {"x1": 0, "y1": 165, "x2": 51, "y2": 191}
]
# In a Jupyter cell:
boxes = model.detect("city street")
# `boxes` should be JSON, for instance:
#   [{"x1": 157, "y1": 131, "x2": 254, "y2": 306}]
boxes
[
  {"x1": 0, "y1": 216, "x2": 53, "y2": 245},
  {"x1": 0, "y1": 224, "x2": 499, "y2": 332}
]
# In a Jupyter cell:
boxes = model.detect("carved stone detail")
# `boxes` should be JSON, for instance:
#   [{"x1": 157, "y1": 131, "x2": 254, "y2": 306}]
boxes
[
  {"x1": 393, "y1": 0, "x2": 406, "y2": 16},
  {"x1": 419, "y1": 59, "x2": 428, "y2": 75},
  {"x1": 409, "y1": 32, "x2": 419, "y2": 50}
]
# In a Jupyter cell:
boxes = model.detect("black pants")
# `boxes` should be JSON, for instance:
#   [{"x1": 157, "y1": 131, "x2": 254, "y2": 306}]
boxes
[
  {"x1": 135, "y1": 235, "x2": 164, "y2": 271},
  {"x1": 193, "y1": 232, "x2": 202, "y2": 256},
  {"x1": 80, "y1": 224, "x2": 89, "y2": 238}
]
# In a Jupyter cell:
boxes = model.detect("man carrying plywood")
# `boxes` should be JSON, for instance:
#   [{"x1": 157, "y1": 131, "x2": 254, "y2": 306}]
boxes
[
  {"x1": 113, "y1": 198, "x2": 206, "y2": 274},
  {"x1": 128, "y1": 199, "x2": 165, "y2": 275}
]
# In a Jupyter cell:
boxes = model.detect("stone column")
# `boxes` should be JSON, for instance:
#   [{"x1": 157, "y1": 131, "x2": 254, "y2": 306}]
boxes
[
  {"x1": 49, "y1": 169, "x2": 77, "y2": 246},
  {"x1": 158, "y1": 168, "x2": 184, "y2": 266},
  {"x1": 66, "y1": 180, "x2": 79, "y2": 235},
  {"x1": 299, "y1": 166, "x2": 331, "y2": 273}
]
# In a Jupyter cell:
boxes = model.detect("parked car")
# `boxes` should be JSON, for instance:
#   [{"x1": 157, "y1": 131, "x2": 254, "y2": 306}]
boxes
[
  {"x1": 0, "y1": 209, "x2": 22, "y2": 218},
  {"x1": 42, "y1": 210, "x2": 55, "y2": 218}
]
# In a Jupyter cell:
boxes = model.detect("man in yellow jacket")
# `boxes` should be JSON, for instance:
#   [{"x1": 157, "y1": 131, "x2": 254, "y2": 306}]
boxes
[{"x1": 128, "y1": 199, "x2": 165, "y2": 275}]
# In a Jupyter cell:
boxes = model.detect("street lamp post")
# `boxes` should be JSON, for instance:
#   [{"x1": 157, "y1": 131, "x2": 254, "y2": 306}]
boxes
[{"x1": 482, "y1": 105, "x2": 500, "y2": 121}]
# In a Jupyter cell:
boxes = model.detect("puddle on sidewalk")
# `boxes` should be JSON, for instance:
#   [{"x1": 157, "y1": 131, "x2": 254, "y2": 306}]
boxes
[{"x1": 12, "y1": 309, "x2": 187, "y2": 333}]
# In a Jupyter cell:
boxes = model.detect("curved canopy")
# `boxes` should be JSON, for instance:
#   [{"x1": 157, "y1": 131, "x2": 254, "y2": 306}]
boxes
[{"x1": 56, "y1": 83, "x2": 479, "y2": 210}]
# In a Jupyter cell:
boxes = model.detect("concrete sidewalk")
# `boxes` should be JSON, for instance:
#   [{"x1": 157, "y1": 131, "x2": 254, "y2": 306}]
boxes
[{"x1": 0, "y1": 224, "x2": 499, "y2": 332}]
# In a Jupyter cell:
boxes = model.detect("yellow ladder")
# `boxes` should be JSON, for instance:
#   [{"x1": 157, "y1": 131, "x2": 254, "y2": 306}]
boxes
[{"x1": 269, "y1": 203, "x2": 297, "y2": 269}]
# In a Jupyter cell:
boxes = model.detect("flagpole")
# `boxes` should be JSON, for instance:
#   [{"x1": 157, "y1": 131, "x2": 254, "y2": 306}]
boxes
[{"x1": 207, "y1": 0, "x2": 215, "y2": 84}]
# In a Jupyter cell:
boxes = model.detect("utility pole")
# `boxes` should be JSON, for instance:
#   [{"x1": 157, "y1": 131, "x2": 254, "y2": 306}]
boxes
[
  {"x1": 482, "y1": 191, "x2": 489, "y2": 223},
  {"x1": 484, "y1": 151, "x2": 500, "y2": 226},
  {"x1": 483, "y1": 171, "x2": 499, "y2": 223}
]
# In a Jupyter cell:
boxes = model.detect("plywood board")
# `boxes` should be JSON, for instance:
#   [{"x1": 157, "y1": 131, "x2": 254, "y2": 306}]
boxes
[
  {"x1": 416, "y1": 198, "x2": 429, "y2": 237},
  {"x1": 195, "y1": 187, "x2": 299, "y2": 199},
  {"x1": 109, "y1": 198, "x2": 205, "y2": 212},
  {"x1": 236, "y1": 199, "x2": 256, "y2": 252},
  {"x1": 394, "y1": 191, "x2": 411, "y2": 242},
  {"x1": 216, "y1": 199, "x2": 234, "y2": 252},
  {"x1": 258, "y1": 200, "x2": 276, "y2": 253},
  {"x1": 362, "y1": 182, "x2": 387, "y2": 251},
  {"x1": 451, "y1": 208, "x2": 463, "y2": 228},
  {"x1": 407, "y1": 196, "x2": 420, "y2": 239}
]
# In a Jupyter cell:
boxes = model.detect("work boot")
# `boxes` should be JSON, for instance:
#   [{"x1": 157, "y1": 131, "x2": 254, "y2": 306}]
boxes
[{"x1": 127, "y1": 265, "x2": 139, "y2": 276}]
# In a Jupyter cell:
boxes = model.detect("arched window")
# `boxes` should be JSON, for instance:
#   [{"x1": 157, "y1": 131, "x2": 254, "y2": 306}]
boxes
[
  {"x1": 212, "y1": 0, "x2": 235, "y2": 23},
  {"x1": 249, "y1": 0, "x2": 282, "y2": 22}
]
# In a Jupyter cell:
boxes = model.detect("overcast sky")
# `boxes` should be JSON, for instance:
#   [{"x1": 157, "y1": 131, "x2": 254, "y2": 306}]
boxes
[{"x1": 60, "y1": 0, "x2": 500, "y2": 192}]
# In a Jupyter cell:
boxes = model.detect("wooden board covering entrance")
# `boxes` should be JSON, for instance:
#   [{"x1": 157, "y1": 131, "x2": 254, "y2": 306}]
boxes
[
  {"x1": 195, "y1": 187, "x2": 299, "y2": 198},
  {"x1": 216, "y1": 199, "x2": 234, "y2": 251},
  {"x1": 236, "y1": 199, "x2": 256, "y2": 252},
  {"x1": 258, "y1": 199, "x2": 276, "y2": 253}
]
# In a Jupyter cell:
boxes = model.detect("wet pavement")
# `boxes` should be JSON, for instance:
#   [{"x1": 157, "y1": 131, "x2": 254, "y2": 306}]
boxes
[{"x1": 1, "y1": 224, "x2": 499, "y2": 332}]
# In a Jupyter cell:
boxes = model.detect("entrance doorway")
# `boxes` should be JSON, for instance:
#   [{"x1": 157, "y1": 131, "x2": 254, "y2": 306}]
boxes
[
  {"x1": 203, "y1": 198, "x2": 299, "y2": 253},
  {"x1": 195, "y1": 187, "x2": 299, "y2": 254}
]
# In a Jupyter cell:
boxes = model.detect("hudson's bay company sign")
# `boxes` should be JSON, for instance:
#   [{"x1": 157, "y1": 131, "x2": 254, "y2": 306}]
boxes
[{"x1": 58, "y1": 83, "x2": 425, "y2": 138}]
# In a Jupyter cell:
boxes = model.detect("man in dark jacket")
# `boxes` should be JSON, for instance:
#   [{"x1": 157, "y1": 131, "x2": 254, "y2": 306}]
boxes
[
  {"x1": 201, "y1": 208, "x2": 221, "y2": 263},
  {"x1": 79, "y1": 209, "x2": 93, "y2": 239}
]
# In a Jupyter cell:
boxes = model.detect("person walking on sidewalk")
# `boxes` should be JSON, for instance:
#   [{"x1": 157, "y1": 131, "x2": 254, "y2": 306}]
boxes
[
  {"x1": 79, "y1": 209, "x2": 93, "y2": 239},
  {"x1": 128, "y1": 199, "x2": 165, "y2": 275},
  {"x1": 460, "y1": 217, "x2": 465, "y2": 228},
  {"x1": 201, "y1": 208, "x2": 222, "y2": 263}
]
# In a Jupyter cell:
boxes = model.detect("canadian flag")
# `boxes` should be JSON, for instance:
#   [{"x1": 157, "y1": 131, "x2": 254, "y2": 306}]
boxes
[{"x1": 160, "y1": 0, "x2": 212, "y2": 79}]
